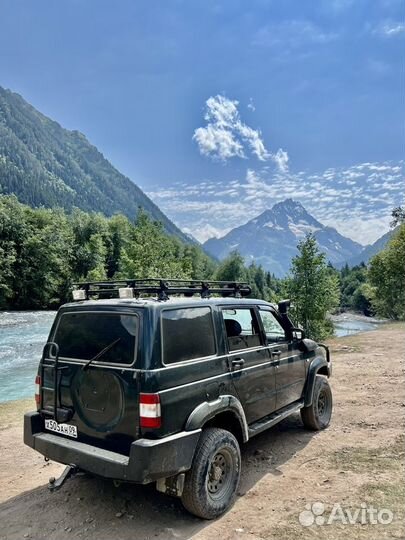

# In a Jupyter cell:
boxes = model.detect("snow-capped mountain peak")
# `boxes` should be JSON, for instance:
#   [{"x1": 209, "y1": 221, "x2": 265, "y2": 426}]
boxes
[
  {"x1": 248, "y1": 199, "x2": 324, "y2": 240},
  {"x1": 203, "y1": 199, "x2": 364, "y2": 276}
]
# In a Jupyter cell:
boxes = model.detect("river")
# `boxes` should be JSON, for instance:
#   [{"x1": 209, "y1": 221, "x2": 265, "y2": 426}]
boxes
[
  {"x1": 0, "y1": 310, "x2": 385, "y2": 404},
  {"x1": 331, "y1": 313, "x2": 384, "y2": 337},
  {"x1": 0, "y1": 311, "x2": 56, "y2": 404}
]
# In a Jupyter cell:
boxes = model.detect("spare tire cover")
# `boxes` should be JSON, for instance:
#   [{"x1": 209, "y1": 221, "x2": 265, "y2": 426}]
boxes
[{"x1": 72, "y1": 369, "x2": 124, "y2": 431}]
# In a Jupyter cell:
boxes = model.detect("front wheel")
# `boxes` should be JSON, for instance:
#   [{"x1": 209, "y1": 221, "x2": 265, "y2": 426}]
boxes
[
  {"x1": 301, "y1": 375, "x2": 333, "y2": 430},
  {"x1": 181, "y1": 427, "x2": 241, "y2": 519}
]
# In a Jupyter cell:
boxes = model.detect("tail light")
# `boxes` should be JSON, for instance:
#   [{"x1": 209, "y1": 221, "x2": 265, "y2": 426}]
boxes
[
  {"x1": 139, "y1": 393, "x2": 161, "y2": 428},
  {"x1": 35, "y1": 375, "x2": 41, "y2": 409}
]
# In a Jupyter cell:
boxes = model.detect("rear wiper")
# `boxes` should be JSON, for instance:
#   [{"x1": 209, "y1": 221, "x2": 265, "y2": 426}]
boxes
[{"x1": 82, "y1": 338, "x2": 121, "y2": 371}]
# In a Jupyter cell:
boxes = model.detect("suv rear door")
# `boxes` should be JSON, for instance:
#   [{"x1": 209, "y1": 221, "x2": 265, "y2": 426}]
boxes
[
  {"x1": 257, "y1": 307, "x2": 306, "y2": 409},
  {"x1": 221, "y1": 306, "x2": 277, "y2": 424},
  {"x1": 39, "y1": 307, "x2": 142, "y2": 454}
]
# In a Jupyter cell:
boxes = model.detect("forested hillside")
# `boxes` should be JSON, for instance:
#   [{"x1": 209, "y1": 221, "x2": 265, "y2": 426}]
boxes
[
  {"x1": 0, "y1": 86, "x2": 188, "y2": 241},
  {"x1": 0, "y1": 195, "x2": 280, "y2": 310}
]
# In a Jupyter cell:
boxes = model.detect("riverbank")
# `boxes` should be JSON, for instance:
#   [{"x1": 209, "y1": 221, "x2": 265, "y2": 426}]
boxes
[
  {"x1": 0, "y1": 323, "x2": 404, "y2": 540},
  {"x1": 330, "y1": 311, "x2": 387, "y2": 337}
]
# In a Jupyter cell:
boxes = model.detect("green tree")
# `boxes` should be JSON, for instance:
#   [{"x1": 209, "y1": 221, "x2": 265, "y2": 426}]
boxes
[
  {"x1": 0, "y1": 196, "x2": 23, "y2": 307},
  {"x1": 352, "y1": 282, "x2": 374, "y2": 315},
  {"x1": 70, "y1": 210, "x2": 110, "y2": 280},
  {"x1": 183, "y1": 244, "x2": 217, "y2": 280},
  {"x1": 105, "y1": 214, "x2": 133, "y2": 278},
  {"x1": 245, "y1": 263, "x2": 279, "y2": 301},
  {"x1": 10, "y1": 205, "x2": 73, "y2": 308},
  {"x1": 339, "y1": 263, "x2": 371, "y2": 313},
  {"x1": 119, "y1": 210, "x2": 192, "y2": 279},
  {"x1": 391, "y1": 205, "x2": 405, "y2": 227},
  {"x1": 368, "y1": 224, "x2": 405, "y2": 319},
  {"x1": 286, "y1": 234, "x2": 340, "y2": 340},
  {"x1": 214, "y1": 251, "x2": 247, "y2": 282}
]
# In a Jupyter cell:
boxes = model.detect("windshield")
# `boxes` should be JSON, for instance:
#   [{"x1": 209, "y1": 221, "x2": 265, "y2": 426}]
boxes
[{"x1": 53, "y1": 312, "x2": 138, "y2": 364}]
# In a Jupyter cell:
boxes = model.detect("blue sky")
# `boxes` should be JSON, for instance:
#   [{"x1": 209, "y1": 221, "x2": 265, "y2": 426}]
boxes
[{"x1": 0, "y1": 0, "x2": 404, "y2": 244}]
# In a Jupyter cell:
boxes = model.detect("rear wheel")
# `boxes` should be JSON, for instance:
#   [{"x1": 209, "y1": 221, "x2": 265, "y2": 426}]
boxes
[
  {"x1": 301, "y1": 375, "x2": 333, "y2": 430},
  {"x1": 181, "y1": 427, "x2": 241, "y2": 519}
]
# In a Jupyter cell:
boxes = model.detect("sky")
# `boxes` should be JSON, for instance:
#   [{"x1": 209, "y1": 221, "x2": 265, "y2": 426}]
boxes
[{"x1": 0, "y1": 0, "x2": 404, "y2": 245}]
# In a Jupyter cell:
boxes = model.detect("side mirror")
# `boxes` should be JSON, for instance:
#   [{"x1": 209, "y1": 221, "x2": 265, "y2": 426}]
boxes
[{"x1": 292, "y1": 328, "x2": 305, "y2": 340}]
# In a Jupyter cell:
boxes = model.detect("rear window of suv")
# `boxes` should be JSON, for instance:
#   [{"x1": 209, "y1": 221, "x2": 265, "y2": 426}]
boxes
[
  {"x1": 162, "y1": 307, "x2": 216, "y2": 364},
  {"x1": 53, "y1": 312, "x2": 138, "y2": 365}
]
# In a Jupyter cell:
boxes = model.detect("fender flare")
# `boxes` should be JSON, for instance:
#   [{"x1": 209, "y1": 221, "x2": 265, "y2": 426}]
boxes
[
  {"x1": 185, "y1": 394, "x2": 249, "y2": 442},
  {"x1": 304, "y1": 356, "x2": 331, "y2": 407}
]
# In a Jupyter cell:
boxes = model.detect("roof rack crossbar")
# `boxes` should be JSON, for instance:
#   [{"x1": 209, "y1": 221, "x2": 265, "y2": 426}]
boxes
[{"x1": 72, "y1": 278, "x2": 251, "y2": 301}]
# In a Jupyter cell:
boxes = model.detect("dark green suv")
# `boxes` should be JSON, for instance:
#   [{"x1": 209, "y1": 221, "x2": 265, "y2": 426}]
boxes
[{"x1": 24, "y1": 279, "x2": 332, "y2": 519}]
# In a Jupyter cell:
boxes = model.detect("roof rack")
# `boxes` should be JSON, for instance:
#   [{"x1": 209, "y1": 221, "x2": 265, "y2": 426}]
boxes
[{"x1": 71, "y1": 278, "x2": 252, "y2": 301}]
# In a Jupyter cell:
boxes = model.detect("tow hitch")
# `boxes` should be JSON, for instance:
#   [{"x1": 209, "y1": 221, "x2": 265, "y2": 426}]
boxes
[{"x1": 48, "y1": 464, "x2": 79, "y2": 492}]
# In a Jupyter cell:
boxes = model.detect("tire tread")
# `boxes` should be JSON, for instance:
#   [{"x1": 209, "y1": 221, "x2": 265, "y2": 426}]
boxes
[
  {"x1": 301, "y1": 375, "x2": 332, "y2": 431},
  {"x1": 181, "y1": 427, "x2": 240, "y2": 519}
]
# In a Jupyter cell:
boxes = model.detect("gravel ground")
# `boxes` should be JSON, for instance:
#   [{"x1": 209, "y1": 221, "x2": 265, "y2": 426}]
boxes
[{"x1": 0, "y1": 323, "x2": 404, "y2": 540}]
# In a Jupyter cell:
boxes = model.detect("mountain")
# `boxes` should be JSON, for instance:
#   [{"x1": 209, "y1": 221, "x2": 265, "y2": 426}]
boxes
[
  {"x1": 344, "y1": 228, "x2": 395, "y2": 267},
  {"x1": 0, "y1": 86, "x2": 189, "y2": 242},
  {"x1": 203, "y1": 199, "x2": 363, "y2": 276}
]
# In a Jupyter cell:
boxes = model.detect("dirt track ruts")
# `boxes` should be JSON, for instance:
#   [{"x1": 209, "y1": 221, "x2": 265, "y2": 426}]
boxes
[{"x1": 0, "y1": 323, "x2": 404, "y2": 540}]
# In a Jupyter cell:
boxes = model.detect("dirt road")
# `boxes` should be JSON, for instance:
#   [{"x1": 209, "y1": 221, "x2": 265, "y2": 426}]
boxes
[{"x1": 0, "y1": 324, "x2": 404, "y2": 540}]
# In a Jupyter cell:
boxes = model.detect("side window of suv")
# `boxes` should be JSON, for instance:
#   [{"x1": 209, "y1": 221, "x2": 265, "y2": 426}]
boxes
[
  {"x1": 162, "y1": 307, "x2": 216, "y2": 364},
  {"x1": 222, "y1": 308, "x2": 261, "y2": 352},
  {"x1": 259, "y1": 309, "x2": 286, "y2": 343}
]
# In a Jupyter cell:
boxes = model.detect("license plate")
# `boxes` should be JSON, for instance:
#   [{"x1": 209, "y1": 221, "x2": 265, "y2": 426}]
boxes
[{"x1": 45, "y1": 419, "x2": 77, "y2": 438}]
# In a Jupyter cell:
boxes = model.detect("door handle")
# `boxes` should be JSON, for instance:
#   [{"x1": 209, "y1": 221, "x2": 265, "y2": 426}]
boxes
[{"x1": 231, "y1": 358, "x2": 245, "y2": 369}]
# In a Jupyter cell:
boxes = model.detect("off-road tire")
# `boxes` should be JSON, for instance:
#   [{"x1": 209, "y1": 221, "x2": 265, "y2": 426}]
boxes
[
  {"x1": 181, "y1": 427, "x2": 241, "y2": 519},
  {"x1": 301, "y1": 375, "x2": 333, "y2": 430}
]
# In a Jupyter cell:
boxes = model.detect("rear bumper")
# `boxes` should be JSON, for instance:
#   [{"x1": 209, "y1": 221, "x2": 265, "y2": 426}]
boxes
[{"x1": 24, "y1": 411, "x2": 201, "y2": 484}]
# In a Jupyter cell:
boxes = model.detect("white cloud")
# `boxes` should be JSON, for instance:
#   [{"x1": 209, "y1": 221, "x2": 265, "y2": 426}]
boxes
[
  {"x1": 237, "y1": 122, "x2": 270, "y2": 161},
  {"x1": 372, "y1": 20, "x2": 405, "y2": 37},
  {"x1": 182, "y1": 223, "x2": 231, "y2": 243},
  {"x1": 193, "y1": 95, "x2": 270, "y2": 162},
  {"x1": 247, "y1": 98, "x2": 256, "y2": 112},
  {"x1": 322, "y1": 215, "x2": 392, "y2": 245},
  {"x1": 193, "y1": 124, "x2": 244, "y2": 161},
  {"x1": 382, "y1": 22, "x2": 405, "y2": 36},
  {"x1": 272, "y1": 148, "x2": 289, "y2": 173},
  {"x1": 204, "y1": 95, "x2": 239, "y2": 126}
]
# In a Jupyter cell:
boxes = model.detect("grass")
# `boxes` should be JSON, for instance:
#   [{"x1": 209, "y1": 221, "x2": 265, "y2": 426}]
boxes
[
  {"x1": 357, "y1": 480, "x2": 405, "y2": 537},
  {"x1": 270, "y1": 474, "x2": 405, "y2": 540},
  {"x1": 360, "y1": 480, "x2": 405, "y2": 510},
  {"x1": 330, "y1": 435, "x2": 405, "y2": 473}
]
